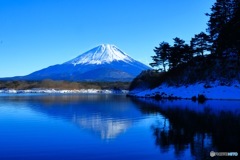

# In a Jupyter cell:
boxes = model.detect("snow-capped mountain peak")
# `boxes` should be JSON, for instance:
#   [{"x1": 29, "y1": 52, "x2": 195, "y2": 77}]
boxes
[
  {"x1": 66, "y1": 44, "x2": 134, "y2": 65},
  {"x1": 3, "y1": 44, "x2": 151, "y2": 81}
]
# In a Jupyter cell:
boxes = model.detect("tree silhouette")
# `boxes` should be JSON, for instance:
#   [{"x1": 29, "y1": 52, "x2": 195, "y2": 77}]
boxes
[
  {"x1": 215, "y1": 0, "x2": 240, "y2": 56},
  {"x1": 182, "y1": 44, "x2": 193, "y2": 62},
  {"x1": 168, "y1": 37, "x2": 185, "y2": 69},
  {"x1": 206, "y1": 0, "x2": 239, "y2": 56},
  {"x1": 190, "y1": 32, "x2": 211, "y2": 57},
  {"x1": 150, "y1": 42, "x2": 171, "y2": 72}
]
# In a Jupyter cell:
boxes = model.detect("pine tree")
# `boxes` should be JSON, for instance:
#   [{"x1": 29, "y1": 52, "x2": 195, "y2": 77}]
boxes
[
  {"x1": 182, "y1": 44, "x2": 193, "y2": 62},
  {"x1": 150, "y1": 42, "x2": 171, "y2": 72},
  {"x1": 168, "y1": 37, "x2": 185, "y2": 69},
  {"x1": 190, "y1": 32, "x2": 211, "y2": 57}
]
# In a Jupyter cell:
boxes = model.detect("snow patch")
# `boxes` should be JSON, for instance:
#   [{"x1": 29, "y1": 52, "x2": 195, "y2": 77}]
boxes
[{"x1": 129, "y1": 81, "x2": 240, "y2": 100}]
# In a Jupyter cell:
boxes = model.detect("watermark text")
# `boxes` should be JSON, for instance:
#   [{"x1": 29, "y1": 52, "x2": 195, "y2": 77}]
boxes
[{"x1": 210, "y1": 151, "x2": 238, "y2": 157}]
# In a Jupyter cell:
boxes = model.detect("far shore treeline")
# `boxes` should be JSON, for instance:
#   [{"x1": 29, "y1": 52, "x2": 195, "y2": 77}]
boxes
[{"x1": 0, "y1": 80, "x2": 130, "y2": 90}]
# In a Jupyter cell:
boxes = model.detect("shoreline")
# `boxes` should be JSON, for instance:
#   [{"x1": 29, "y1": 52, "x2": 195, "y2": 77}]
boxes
[
  {"x1": 128, "y1": 82, "x2": 240, "y2": 100},
  {"x1": 2, "y1": 82, "x2": 240, "y2": 101},
  {"x1": 0, "y1": 89, "x2": 129, "y2": 95}
]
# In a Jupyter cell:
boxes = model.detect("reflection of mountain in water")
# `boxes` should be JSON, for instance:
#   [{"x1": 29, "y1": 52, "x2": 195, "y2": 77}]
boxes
[
  {"x1": 73, "y1": 115, "x2": 131, "y2": 139},
  {"x1": 1, "y1": 95, "x2": 142, "y2": 139}
]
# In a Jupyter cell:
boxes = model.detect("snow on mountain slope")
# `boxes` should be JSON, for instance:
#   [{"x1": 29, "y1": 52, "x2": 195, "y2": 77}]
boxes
[{"x1": 65, "y1": 44, "x2": 134, "y2": 65}]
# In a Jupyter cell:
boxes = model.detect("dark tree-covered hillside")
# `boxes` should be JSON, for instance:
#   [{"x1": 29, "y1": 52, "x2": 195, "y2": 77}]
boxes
[{"x1": 131, "y1": 0, "x2": 240, "y2": 90}]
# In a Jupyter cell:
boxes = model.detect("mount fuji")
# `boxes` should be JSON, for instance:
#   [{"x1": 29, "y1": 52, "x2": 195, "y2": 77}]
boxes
[{"x1": 5, "y1": 44, "x2": 150, "y2": 81}]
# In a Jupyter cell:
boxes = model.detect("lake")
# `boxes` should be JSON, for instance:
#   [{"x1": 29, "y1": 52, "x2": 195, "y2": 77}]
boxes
[{"x1": 0, "y1": 94, "x2": 239, "y2": 160}]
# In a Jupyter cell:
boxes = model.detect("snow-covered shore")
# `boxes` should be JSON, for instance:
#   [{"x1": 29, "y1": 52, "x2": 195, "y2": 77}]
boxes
[
  {"x1": 128, "y1": 81, "x2": 240, "y2": 100},
  {"x1": 0, "y1": 89, "x2": 128, "y2": 94}
]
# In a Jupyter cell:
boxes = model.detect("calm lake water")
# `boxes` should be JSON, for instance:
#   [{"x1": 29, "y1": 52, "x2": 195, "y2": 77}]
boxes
[{"x1": 0, "y1": 94, "x2": 239, "y2": 160}]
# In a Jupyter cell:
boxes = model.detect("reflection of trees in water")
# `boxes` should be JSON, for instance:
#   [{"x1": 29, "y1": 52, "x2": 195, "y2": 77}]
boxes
[
  {"x1": 152, "y1": 121, "x2": 193, "y2": 156},
  {"x1": 132, "y1": 98, "x2": 240, "y2": 160}
]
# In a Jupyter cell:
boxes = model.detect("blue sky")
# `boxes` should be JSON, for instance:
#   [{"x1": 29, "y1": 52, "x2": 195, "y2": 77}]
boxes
[{"x1": 0, "y1": 0, "x2": 215, "y2": 77}]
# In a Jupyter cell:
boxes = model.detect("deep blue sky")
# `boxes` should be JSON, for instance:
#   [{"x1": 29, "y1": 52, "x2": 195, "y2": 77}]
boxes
[{"x1": 0, "y1": 0, "x2": 215, "y2": 77}]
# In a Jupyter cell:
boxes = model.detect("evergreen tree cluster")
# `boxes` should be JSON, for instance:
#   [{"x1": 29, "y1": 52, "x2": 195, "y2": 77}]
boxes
[
  {"x1": 150, "y1": 0, "x2": 240, "y2": 72},
  {"x1": 207, "y1": 0, "x2": 240, "y2": 55},
  {"x1": 150, "y1": 33, "x2": 210, "y2": 71}
]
